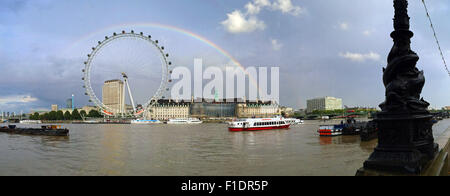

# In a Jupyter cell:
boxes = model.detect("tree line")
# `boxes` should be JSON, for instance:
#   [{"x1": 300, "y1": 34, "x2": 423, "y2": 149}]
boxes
[{"x1": 29, "y1": 109, "x2": 103, "y2": 121}]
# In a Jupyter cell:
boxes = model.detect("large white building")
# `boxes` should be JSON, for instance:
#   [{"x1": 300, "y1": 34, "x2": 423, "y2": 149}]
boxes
[
  {"x1": 102, "y1": 79, "x2": 125, "y2": 115},
  {"x1": 307, "y1": 96, "x2": 343, "y2": 113},
  {"x1": 146, "y1": 99, "x2": 190, "y2": 120},
  {"x1": 236, "y1": 101, "x2": 280, "y2": 118},
  {"x1": 51, "y1": 104, "x2": 58, "y2": 112}
]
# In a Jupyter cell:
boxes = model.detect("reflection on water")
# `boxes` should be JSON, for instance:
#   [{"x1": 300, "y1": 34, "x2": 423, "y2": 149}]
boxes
[
  {"x1": 99, "y1": 125, "x2": 128, "y2": 175},
  {"x1": 360, "y1": 140, "x2": 378, "y2": 153},
  {"x1": 0, "y1": 119, "x2": 446, "y2": 176},
  {"x1": 318, "y1": 135, "x2": 359, "y2": 145}
]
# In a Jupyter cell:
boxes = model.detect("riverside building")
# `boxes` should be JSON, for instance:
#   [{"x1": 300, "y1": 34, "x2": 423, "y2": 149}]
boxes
[
  {"x1": 236, "y1": 100, "x2": 280, "y2": 118},
  {"x1": 66, "y1": 98, "x2": 73, "y2": 109},
  {"x1": 143, "y1": 98, "x2": 280, "y2": 120},
  {"x1": 307, "y1": 96, "x2": 343, "y2": 113},
  {"x1": 190, "y1": 98, "x2": 238, "y2": 119},
  {"x1": 51, "y1": 104, "x2": 58, "y2": 112},
  {"x1": 146, "y1": 99, "x2": 190, "y2": 120},
  {"x1": 102, "y1": 79, "x2": 125, "y2": 115}
]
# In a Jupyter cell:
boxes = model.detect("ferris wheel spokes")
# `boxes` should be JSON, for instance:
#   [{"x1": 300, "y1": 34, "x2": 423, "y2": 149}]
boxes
[{"x1": 83, "y1": 30, "x2": 171, "y2": 118}]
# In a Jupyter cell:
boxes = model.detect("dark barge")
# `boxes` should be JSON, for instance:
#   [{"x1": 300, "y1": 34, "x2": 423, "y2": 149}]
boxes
[
  {"x1": 0, "y1": 125, "x2": 69, "y2": 136},
  {"x1": 341, "y1": 118, "x2": 367, "y2": 135},
  {"x1": 319, "y1": 118, "x2": 379, "y2": 141},
  {"x1": 359, "y1": 120, "x2": 378, "y2": 141}
]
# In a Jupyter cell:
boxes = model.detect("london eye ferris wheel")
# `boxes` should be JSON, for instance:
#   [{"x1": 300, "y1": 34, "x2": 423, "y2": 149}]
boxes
[{"x1": 82, "y1": 30, "x2": 172, "y2": 118}]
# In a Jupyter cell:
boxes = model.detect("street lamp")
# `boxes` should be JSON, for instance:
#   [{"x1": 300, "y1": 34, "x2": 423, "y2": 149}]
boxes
[{"x1": 361, "y1": 0, "x2": 438, "y2": 174}]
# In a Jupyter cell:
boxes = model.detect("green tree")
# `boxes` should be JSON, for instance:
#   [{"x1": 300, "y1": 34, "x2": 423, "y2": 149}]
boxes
[
  {"x1": 71, "y1": 109, "x2": 81, "y2": 120},
  {"x1": 40, "y1": 113, "x2": 49, "y2": 120},
  {"x1": 88, "y1": 110, "x2": 103, "y2": 118},
  {"x1": 31, "y1": 112, "x2": 39, "y2": 120},
  {"x1": 48, "y1": 111, "x2": 57, "y2": 120},
  {"x1": 79, "y1": 110, "x2": 87, "y2": 118},
  {"x1": 64, "y1": 111, "x2": 71, "y2": 120},
  {"x1": 56, "y1": 111, "x2": 64, "y2": 120}
]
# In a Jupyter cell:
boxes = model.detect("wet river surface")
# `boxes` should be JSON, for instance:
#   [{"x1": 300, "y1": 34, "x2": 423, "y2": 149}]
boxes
[{"x1": 0, "y1": 119, "x2": 448, "y2": 176}]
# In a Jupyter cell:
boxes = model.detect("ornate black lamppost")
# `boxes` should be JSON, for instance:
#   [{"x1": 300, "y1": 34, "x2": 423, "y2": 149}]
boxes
[{"x1": 362, "y1": 0, "x2": 438, "y2": 174}]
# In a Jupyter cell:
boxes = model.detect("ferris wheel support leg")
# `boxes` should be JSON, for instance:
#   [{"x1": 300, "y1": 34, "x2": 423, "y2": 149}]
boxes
[
  {"x1": 125, "y1": 79, "x2": 137, "y2": 115},
  {"x1": 122, "y1": 79, "x2": 126, "y2": 117}
]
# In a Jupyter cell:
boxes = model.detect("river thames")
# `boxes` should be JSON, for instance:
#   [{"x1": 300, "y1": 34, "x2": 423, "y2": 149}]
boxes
[{"x1": 0, "y1": 119, "x2": 449, "y2": 176}]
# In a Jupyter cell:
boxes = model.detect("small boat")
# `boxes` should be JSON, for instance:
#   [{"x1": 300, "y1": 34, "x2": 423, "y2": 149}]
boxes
[
  {"x1": 167, "y1": 118, "x2": 202, "y2": 124},
  {"x1": 228, "y1": 118, "x2": 290, "y2": 132},
  {"x1": 19, "y1": 120, "x2": 42, "y2": 124},
  {"x1": 284, "y1": 118, "x2": 304, "y2": 125},
  {"x1": 318, "y1": 124, "x2": 344, "y2": 137},
  {"x1": 0, "y1": 125, "x2": 69, "y2": 136},
  {"x1": 131, "y1": 119, "x2": 162, "y2": 124},
  {"x1": 83, "y1": 120, "x2": 100, "y2": 124}
]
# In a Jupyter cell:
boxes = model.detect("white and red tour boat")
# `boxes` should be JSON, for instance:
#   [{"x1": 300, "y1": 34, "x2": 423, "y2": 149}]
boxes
[
  {"x1": 228, "y1": 118, "x2": 290, "y2": 132},
  {"x1": 318, "y1": 124, "x2": 344, "y2": 136}
]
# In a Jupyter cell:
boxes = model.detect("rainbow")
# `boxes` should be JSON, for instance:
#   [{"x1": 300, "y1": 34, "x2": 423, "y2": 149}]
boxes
[{"x1": 68, "y1": 22, "x2": 260, "y2": 95}]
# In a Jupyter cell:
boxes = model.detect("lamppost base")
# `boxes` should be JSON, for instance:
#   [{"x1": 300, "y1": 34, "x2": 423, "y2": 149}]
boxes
[{"x1": 362, "y1": 111, "x2": 439, "y2": 174}]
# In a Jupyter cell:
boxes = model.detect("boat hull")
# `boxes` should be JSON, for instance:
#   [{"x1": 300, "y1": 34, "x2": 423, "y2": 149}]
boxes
[
  {"x1": 318, "y1": 125, "x2": 343, "y2": 137},
  {"x1": 167, "y1": 122, "x2": 202, "y2": 124},
  {"x1": 131, "y1": 122, "x2": 161, "y2": 125},
  {"x1": 0, "y1": 128, "x2": 69, "y2": 136},
  {"x1": 318, "y1": 130, "x2": 342, "y2": 137},
  {"x1": 19, "y1": 120, "x2": 42, "y2": 124},
  {"x1": 229, "y1": 124, "x2": 290, "y2": 132},
  {"x1": 131, "y1": 120, "x2": 162, "y2": 124}
]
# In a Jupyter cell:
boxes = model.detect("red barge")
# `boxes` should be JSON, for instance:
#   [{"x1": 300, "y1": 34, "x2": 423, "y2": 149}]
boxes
[{"x1": 228, "y1": 118, "x2": 290, "y2": 132}]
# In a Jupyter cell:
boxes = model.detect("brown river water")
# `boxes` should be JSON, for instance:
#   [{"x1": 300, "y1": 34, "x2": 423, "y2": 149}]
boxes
[{"x1": 0, "y1": 119, "x2": 448, "y2": 176}]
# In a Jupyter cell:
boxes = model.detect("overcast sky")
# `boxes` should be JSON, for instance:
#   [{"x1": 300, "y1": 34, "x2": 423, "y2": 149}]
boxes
[{"x1": 0, "y1": 0, "x2": 449, "y2": 113}]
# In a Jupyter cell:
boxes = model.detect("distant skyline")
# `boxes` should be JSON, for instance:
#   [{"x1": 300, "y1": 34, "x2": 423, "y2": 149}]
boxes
[{"x1": 1, "y1": 0, "x2": 450, "y2": 113}]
